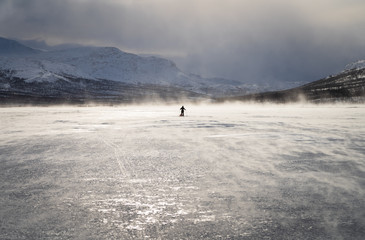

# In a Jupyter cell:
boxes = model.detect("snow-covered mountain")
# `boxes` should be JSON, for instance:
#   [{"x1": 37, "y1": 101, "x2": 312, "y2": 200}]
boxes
[
  {"x1": 3, "y1": 37, "x2": 363, "y2": 104},
  {"x1": 344, "y1": 60, "x2": 365, "y2": 72},
  {"x1": 0, "y1": 37, "x2": 261, "y2": 103},
  {"x1": 0, "y1": 37, "x2": 41, "y2": 55}
]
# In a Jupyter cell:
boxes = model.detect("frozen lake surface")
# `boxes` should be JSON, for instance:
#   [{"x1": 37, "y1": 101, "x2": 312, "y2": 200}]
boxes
[{"x1": 1, "y1": 104, "x2": 364, "y2": 239}]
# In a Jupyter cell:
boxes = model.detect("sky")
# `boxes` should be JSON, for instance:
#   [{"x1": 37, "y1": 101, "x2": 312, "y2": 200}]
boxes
[{"x1": 1, "y1": 0, "x2": 365, "y2": 85}]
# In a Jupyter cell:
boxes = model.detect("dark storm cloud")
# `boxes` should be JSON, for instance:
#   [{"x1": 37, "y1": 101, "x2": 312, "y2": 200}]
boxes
[{"x1": 1, "y1": 0, "x2": 365, "y2": 85}]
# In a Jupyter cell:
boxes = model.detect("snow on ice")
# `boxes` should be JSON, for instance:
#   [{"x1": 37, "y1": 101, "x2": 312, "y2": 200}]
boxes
[{"x1": 0, "y1": 103, "x2": 364, "y2": 239}]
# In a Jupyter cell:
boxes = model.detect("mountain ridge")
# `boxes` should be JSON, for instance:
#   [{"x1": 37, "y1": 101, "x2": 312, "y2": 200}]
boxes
[
  {"x1": 1, "y1": 37, "x2": 364, "y2": 104},
  {"x1": 0, "y1": 37, "x2": 41, "y2": 55},
  {"x1": 0, "y1": 37, "x2": 259, "y2": 98}
]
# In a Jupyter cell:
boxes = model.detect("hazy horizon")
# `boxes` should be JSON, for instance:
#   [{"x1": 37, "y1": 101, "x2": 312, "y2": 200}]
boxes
[{"x1": 1, "y1": 0, "x2": 365, "y2": 84}]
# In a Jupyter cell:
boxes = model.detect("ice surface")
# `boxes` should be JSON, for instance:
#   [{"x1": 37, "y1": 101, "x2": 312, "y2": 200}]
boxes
[{"x1": 0, "y1": 104, "x2": 364, "y2": 239}]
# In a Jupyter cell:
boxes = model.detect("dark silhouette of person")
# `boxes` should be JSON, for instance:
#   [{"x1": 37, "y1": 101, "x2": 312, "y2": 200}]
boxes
[{"x1": 180, "y1": 106, "x2": 186, "y2": 116}]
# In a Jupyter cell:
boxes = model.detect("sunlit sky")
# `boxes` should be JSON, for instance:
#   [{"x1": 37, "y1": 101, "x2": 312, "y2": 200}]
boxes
[{"x1": 1, "y1": 0, "x2": 365, "y2": 84}]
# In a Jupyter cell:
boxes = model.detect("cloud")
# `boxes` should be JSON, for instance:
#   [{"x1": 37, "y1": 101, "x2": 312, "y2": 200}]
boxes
[{"x1": 1, "y1": 0, "x2": 365, "y2": 85}]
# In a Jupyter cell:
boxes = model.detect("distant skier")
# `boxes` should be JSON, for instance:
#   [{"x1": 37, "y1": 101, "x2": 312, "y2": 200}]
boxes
[{"x1": 180, "y1": 106, "x2": 186, "y2": 116}]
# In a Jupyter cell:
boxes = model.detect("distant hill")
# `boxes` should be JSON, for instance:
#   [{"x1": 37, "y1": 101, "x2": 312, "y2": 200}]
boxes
[
  {"x1": 0, "y1": 37, "x2": 260, "y2": 105},
  {"x1": 1, "y1": 37, "x2": 364, "y2": 104},
  {"x1": 0, "y1": 37, "x2": 41, "y2": 55},
  {"x1": 216, "y1": 61, "x2": 365, "y2": 103}
]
